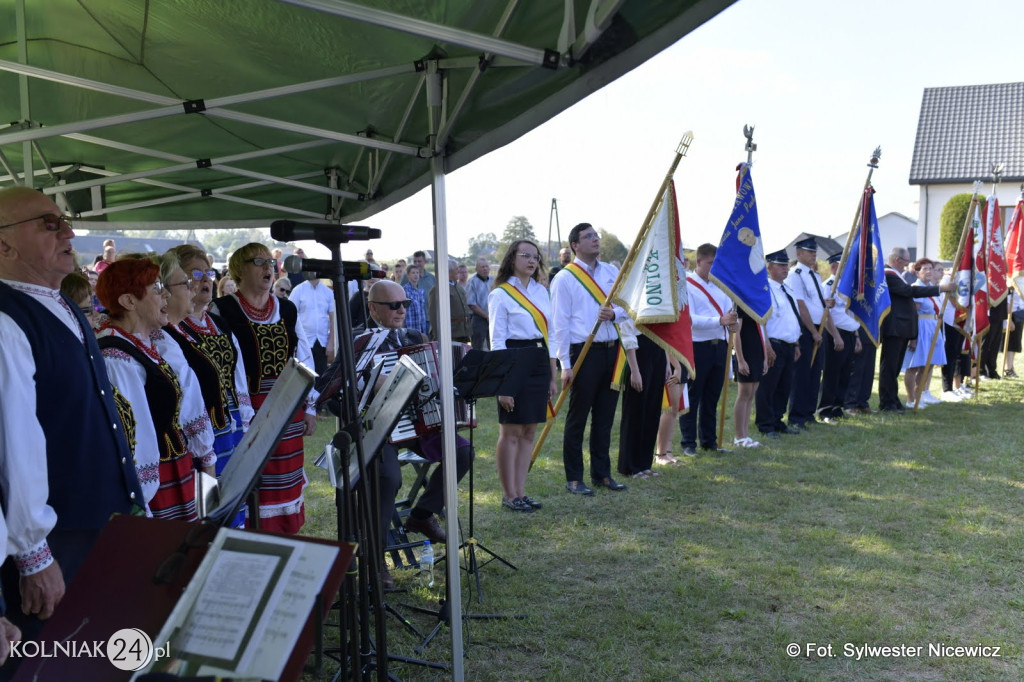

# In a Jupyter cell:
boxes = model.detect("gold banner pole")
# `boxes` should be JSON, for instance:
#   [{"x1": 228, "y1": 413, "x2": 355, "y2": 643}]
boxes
[{"x1": 530, "y1": 132, "x2": 695, "y2": 467}]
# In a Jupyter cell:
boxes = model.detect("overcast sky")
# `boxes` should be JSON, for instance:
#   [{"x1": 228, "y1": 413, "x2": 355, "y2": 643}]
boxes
[{"x1": 308, "y1": 0, "x2": 1024, "y2": 264}]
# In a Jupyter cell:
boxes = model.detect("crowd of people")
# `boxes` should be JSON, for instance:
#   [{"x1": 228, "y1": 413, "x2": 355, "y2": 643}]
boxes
[{"x1": 0, "y1": 179, "x2": 1014, "y2": 664}]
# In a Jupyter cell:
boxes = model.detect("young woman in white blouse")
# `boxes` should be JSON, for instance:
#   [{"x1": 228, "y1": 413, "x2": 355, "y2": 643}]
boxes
[{"x1": 488, "y1": 240, "x2": 559, "y2": 512}]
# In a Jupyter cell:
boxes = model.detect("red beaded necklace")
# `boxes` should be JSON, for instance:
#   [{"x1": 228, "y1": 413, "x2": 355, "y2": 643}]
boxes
[
  {"x1": 182, "y1": 312, "x2": 216, "y2": 336},
  {"x1": 237, "y1": 292, "x2": 274, "y2": 322},
  {"x1": 104, "y1": 323, "x2": 162, "y2": 363}
]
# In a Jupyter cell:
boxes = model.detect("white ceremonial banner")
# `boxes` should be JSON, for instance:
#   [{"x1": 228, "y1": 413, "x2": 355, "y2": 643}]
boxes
[{"x1": 613, "y1": 183, "x2": 682, "y2": 324}]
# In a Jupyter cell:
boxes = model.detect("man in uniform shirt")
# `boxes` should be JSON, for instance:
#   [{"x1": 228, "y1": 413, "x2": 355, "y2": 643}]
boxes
[
  {"x1": 784, "y1": 238, "x2": 840, "y2": 429},
  {"x1": 680, "y1": 243, "x2": 738, "y2": 455},
  {"x1": 755, "y1": 250, "x2": 803, "y2": 438},
  {"x1": 550, "y1": 223, "x2": 629, "y2": 494},
  {"x1": 0, "y1": 186, "x2": 142, "y2": 650},
  {"x1": 818, "y1": 253, "x2": 862, "y2": 422},
  {"x1": 464, "y1": 257, "x2": 492, "y2": 350}
]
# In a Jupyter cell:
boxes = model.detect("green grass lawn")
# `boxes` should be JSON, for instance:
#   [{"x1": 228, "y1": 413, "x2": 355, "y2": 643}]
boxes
[{"x1": 300, "y1": 372, "x2": 1024, "y2": 681}]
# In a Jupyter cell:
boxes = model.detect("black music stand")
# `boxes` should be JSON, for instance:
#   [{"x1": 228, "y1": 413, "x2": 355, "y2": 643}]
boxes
[{"x1": 453, "y1": 347, "x2": 542, "y2": 599}]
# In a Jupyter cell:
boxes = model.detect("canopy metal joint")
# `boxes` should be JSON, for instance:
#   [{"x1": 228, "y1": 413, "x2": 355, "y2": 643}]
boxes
[{"x1": 183, "y1": 99, "x2": 207, "y2": 114}]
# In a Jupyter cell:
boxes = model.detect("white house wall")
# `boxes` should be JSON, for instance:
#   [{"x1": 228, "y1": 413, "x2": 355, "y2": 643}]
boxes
[{"x1": 917, "y1": 183, "x2": 1019, "y2": 259}]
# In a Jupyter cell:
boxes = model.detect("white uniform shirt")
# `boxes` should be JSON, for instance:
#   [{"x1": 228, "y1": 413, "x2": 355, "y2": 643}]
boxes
[
  {"x1": 686, "y1": 272, "x2": 731, "y2": 342},
  {"x1": 786, "y1": 264, "x2": 827, "y2": 324},
  {"x1": 765, "y1": 279, "x2": 802, "y2": 343},
  {"x1": 824, "y1": 275, "x2": 860, "y2": 332},
  {"x1": 289, "y1": 280, "x2": 336, "y2": 346},
  {"x1": 549, "y1": 258, "x2": 628, "y2": 368},
  {"x1": 487, "y1": 277, "x2": 557, "y2": 359}
]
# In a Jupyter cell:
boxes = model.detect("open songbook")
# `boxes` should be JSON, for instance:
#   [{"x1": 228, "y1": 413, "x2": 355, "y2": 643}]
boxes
[{"x1": 132, "y1": 527, "x2": 340, "y2": 679}]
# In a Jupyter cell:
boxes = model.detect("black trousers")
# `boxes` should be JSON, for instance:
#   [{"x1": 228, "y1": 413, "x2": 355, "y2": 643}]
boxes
[
  {"x1": 980, "y1": 301, "x2": 1007, "y2": 377},
  {"x1": 788, "y1": 327, "x2": 824, "y2": 425},
  {"x1": 617, "y1": 335, "x2": 666, "y2": 476},
  {"x1": 471, "y1": 315, "x2": 490, "y2": 351},
  {"x1": 818, "y1": 329, "x2": 857, "y2": 418},
  {"x1": 941, "y1": 324, "x2": 971, "y2": 392},
  {"x1": 878, "y1": 335, "x2": 910, "y2": 411},
  {"x1": 755, "y1": 339, "x2": 796, "y2": 434},
  {"x1": 845, "y1": 327, "x2": 877, "y2": 409},
  {"x1": 563, "y1": 343, "x2": 619, "y2": 482},
  {"x1": 377, "y1": 440, "x2": 473, "y2": 543},
  {"x1": 311, "y1": 340, "x2": 328, "y2": 375},
  {"x1": 679, "y1": 340, "x2": 727, "y2": 450}
]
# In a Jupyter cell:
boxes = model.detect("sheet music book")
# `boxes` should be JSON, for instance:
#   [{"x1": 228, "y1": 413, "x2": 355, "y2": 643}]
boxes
[{"x1": 131, "y1": 528, "x2": 339, "y2": 679}]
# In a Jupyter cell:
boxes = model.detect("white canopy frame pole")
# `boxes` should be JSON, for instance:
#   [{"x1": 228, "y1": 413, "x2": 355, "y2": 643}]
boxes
[
  {"x1": 570, "y1": 0, "x2": 626, "y2": 62},
  {"x1": 41, "y1": 136, "x2": 358, "y2": 200},
  {"x1": 0, "y1": 59, "x2": 424, "y2": 156},
  {"x1": 15, "y1": 0, "x2": 32, "y2": 187},
  {"x1": 425, "y1": 60, "x2": 465, "y2": 682},
  {"x1": 277, "y1": 0, "x2": 559, "y2": 68},
  {"x1": 436, "y1": 0, "x2": 520, "y2": 150},
  {"x1": 72, "y1": 169, "x2": 326, "y2": 219}
]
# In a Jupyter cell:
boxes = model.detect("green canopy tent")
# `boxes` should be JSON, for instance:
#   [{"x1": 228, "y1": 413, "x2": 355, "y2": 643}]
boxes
[{"x1": 0, "y1": 0, "x2": 734, "y2": 677}]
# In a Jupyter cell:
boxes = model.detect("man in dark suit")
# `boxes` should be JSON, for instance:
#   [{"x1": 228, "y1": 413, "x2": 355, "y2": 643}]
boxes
[
  {"x1": 878, "y1": 247, "x2": 954, "y2": 412},
  {"x1": 363, "y1": 280, "x2": 473, "y2": 586}
]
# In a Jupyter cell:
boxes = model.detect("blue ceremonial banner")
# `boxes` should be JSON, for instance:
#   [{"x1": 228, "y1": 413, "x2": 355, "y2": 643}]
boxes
[
  {"x1": 709, "y1": 163, "x2": 771, "y2": 323},
  {"x1": 838, "y1": 187, "x2": 891, "y2": 346}
]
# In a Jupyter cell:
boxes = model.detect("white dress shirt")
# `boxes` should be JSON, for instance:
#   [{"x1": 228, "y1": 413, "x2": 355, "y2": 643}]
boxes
[
  {"x1": 549, "y1": 258, "x2": 628, "y2": 367},
  {"x1": 824, "y1": 275, "x2": 860, "y2": 332},
  {"x1": 487, "y1": 277, "x2": 557, "y2": 359},
  {"x1": 686, "y1": 272, "x2": 731, "y2": 342},
  {"x1": 765, "y1": 279, "x2": 802, "y2": 343},
  {"x1": 289, "y1": 279, "x2": 336, "y2": 346},
  {"x1": 786, "y1": 264, "x2": 827, "y2": 324}
]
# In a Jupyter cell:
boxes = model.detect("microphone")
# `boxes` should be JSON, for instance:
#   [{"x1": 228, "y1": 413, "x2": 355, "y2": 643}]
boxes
[
  {"x1": 270, "y1": 220, "x2": 381, "y2": 243},
  {"x1": 284, "y1": 255, "x2": 385, "y2": 280}
]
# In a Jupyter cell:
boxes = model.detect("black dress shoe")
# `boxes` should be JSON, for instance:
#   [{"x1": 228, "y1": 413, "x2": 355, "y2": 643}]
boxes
[
  {"x1": 782, "y1": 427, "x2": 801, "y2": 435},
  {"x1": 592, "y1": 477, "x2": 627, "y2": 491},
  {"x1": 681, "y1": 446, "x2": 698, "y2": 457},
  {"x1": 521, "y1": 495, "x2": 543, "y2": 509},
  {"x1": 405, "y1": 515, "x2": 447, "y2": 543},
  {"x1": 763, "y1": 431, "x2": 781, "y2": 439},
  {"x1": 565, "y1": 480, "x2": 595, "y2": 496}
]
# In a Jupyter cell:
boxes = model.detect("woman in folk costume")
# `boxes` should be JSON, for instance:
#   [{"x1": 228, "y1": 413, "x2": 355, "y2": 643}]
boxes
[
  {"x1": 211, "y1": 243, "x2": 317, "y2": 533},
  {"x1": 96, "y1": 258, "x2": 216, "y2": 520},
  {"x1": 488, "y1": 239, "x2": 559, "y2": 512},
  {"x1": 166, "y1": 246, "x2": 254, "y2": 476},
  {"x1": 902, "y1": 258, "x2": 946, "y2": 407},
  {"x1": 160, "y1": 247, "x2": 255, "y2": 526}
]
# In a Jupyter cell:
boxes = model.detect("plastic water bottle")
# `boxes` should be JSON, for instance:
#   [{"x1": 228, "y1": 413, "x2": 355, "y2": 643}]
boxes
[{"x1": 419, "y1": 540, "x2": 435, "y2": 587}]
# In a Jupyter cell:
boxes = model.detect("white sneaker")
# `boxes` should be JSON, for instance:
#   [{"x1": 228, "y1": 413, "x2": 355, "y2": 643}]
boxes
[
  {"x1": 957, "y1": 386, "x2": 973, "y2": 397},
  {"x1": 920, "y1": 390, "x2": 942, "y2": 405},
  {"x1": 941, "y1": 390, "x2": 964, "y2": 402}
]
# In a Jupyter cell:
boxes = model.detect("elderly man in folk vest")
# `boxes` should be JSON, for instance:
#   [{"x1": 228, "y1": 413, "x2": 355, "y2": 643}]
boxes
[{"x1": 0, "y1": 187, "x2": 143, "y2": 654}]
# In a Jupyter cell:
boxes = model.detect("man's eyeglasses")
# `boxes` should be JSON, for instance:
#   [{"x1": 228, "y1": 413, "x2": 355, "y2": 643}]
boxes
[
  {"x1": 0, "y1": 212, "x2": 73, "y2": 231},
  {"x1": 576, "y1": 232, "x2": 600, "y2": 241},
  {"x1": 191, "y1": 269, "x2": 217, "y2": 281},
  {"x1": 517, "y1": 252, "x2": 541, "y2": 262},
  {"x1": 79, "y1": 305, "x2": 95, "y2": 316},
  {"x1": 246, "y1": 257, "x2": 277, "y2": 267},
  {"x1": 370, "y1": 299, "x2": 412, "y2": 310}
]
